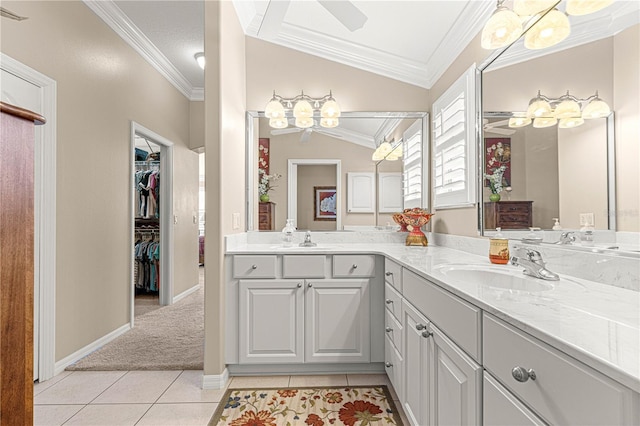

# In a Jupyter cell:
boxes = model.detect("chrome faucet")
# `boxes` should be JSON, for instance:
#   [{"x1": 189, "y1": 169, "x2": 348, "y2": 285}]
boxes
[
  {"x1": 555, "y1": 231, "x2": 577, "y2": 245},
  {"x1": 299, "y1": 230, "x2": 317, "y2": 247},
  {"x1": 510, "y1": 247, "x2": 559, "y2": 281}
]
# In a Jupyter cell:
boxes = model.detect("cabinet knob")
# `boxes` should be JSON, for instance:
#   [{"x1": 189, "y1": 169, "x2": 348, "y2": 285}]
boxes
[
  {"x1": 385, "y1": 299, "x2": 393, "y2": 305},
  {"x1": 251, "y1": 265, "x2": 258, "y2": 269},
  {"x1": 352, "y1": 264, "x2": 358, "y2": 269},
  {"x1": 512, "y1": 366, "x2": 537, "y2": 382},
  {"x1": 308, "y1": 283, "x2": 313, "y2": 288},
  {"x1": 385, "y1": 362, "x2": 393, "y2": 368},
  {"x1": 415, "y1": 323, "x2": 426, "y2": 331},
  {"x1": 297, "y1": 283, "x2": 302, "y2": 288},
  {"x1": 422, "y1": 331, "x2": 433, "y2": 338},
  {"x1": 385, "y1": 271, "x2": 392, "y2": 276},
  {"x1": 385, "y1": 327, "x2": 393, "y2": 333}
]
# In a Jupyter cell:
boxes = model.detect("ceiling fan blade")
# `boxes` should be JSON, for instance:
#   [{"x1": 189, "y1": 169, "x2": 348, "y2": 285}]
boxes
[
  {"x1": 317, "y1": 0, "x2": 368, "y2": 31},
  {"x1": 271, "y1": 127, "x2": 302, "y2": 136},
  {"x1": 258, "y1": 0, "x2": 291, "y2": 39},
  {"x1": 300, "y1": 129, "x2": 312, "y2": 143},
  {"x1": 315, "y1": 128, "x2": 344, "y2": 139},
  {"x1": 485, "y1": 119, "x2": 511, "y2": 128},
  {"x1": 485, "y1": 127, "x2": 516, "y2": 136}
]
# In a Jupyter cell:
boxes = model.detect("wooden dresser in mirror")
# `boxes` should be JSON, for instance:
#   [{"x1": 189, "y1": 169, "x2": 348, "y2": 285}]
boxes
[{"x1": 484, "y1": 201, "x2": 533, "y2": 230}]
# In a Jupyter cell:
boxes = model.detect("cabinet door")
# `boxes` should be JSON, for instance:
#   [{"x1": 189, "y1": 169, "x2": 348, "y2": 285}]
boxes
[
  {"x1": 305, "y1": 279, "x2": 370, "y2": 363},
  {"x1": 402, "y1": 301, "x2": 430, "y2": 426},
  {"x1": 378, "y1": 172, "x2": 403, "y2": 213},
  {"x1": 239, "y1": 280, "x2": 304, "y2": 364},
  {"x1": 347, "y1": 172, "x2": 375, "y2": 213},
  {"x1": 429, "y1": 324, "x2": 482, "y2": 426},
  {"x1": 483, "y1": 373, "x2": 546, "y2": 426}
]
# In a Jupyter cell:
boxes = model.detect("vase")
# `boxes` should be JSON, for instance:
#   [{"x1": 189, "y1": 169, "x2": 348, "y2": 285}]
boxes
[
  {"x1": 489, "y1": 193, "x2": 501, "y2": 202},
  {"x1": 401, "y1": 210, "x2": 434, "y2": 246},
  {"x1": 259, "y1": 194, "x2": 270, "y2": 202}
]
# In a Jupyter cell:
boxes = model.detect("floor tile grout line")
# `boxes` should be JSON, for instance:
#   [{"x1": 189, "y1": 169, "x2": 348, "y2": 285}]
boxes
[
  {"x1": 60, "y1": 403, "x2": 89, "y2": 426},
  {"x1": 86, "y1": 370, "x2": 130, "y2": 405},
  {"x1": 33, "y1": 370, "x2": 75, "y2": 397},
  {"x1": 150, "y1": 369, "x2": 185, "y2": 405}
]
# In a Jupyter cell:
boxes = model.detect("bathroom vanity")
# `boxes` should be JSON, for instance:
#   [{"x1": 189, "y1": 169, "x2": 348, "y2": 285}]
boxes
[{"x1": 224, "y1": 236, "x2": 639, "y2": 425}]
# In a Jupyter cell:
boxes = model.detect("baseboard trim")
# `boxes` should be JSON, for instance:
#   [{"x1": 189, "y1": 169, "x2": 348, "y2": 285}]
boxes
[
  {"x1": 173, "y1": 284, "x2": 200, "y2": 304},
  {"x1": 202, "y1": 368, "x2": 230, "y2": 390},
  {"x1": 54, "y1": 323, "x2": 131, "y2": 375},
  {"x1": 228, "y1": 363, "x2": 385, "y2": 376}
]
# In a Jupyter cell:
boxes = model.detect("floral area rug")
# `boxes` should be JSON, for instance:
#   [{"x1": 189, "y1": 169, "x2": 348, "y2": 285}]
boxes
[{"x1": 209, "y1": 386, "x2": 403, "y2": 426}]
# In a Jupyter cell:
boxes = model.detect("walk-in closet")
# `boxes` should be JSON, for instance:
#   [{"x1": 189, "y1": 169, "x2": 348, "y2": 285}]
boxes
[{"x1": 134, "y1": 137, "x2": 161, "y2": 316}]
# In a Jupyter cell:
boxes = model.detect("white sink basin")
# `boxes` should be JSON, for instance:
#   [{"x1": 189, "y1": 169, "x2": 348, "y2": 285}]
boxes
[{"x1": 434, "y1": 264, "x2": 555, "y2": 292}]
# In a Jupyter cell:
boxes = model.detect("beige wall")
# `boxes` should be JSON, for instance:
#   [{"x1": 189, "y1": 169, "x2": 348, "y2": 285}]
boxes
[
  {"x1": 297, "y1": 165, "x2": 337, "y2": 230},
  {"x1": 1, "y1": 1, "x2": 199, "y2": 360},
  {"x1": 190, "y1": 101, "x2": 205, "y2": 151},
  {"x1": 614, "y1": 25, "x2": 640, "y2": 232}
]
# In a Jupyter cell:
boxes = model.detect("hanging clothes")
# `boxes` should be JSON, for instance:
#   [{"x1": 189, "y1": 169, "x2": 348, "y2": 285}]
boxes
[
  {"x1": 134, "y1": 168, "x2": 160, "y2": 219},
  {"x1": 134, "y1": 235, "x2": 160, "y2": 293}
]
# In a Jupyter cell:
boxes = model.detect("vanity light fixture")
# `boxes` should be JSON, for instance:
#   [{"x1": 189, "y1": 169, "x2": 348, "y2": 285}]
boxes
[
  {"x1": 371, "y1": 139, "x2": 398, "y2": 161},
  {"x1": 482, "y1": 0, "x2": 613, "y2": 51},
  {"x1": 264, "y1": 91, "x2": 341, "y2": 129},
  {"x1": 194, "y1": 52, "x2": 205, "y2": 70},
  {"x1": 518, "y1": 90, "x2": 610, "y2": 129}
]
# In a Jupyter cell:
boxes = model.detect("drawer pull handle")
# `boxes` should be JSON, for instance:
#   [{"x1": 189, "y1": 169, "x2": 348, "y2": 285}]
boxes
[
  {"x1": 385, "y1": 327, "x2": 393, "y2": 333},
  {"x1": 251, "y1": 265, "x2": 258, "y2": 269},
  {"x1": 352, "y1": 264, "x2": 358, "y2": 269},
  {"x1": 385, "y1": 271, "x2": 392, "y2": 276},
  {"x1": 297, "y1": 283, "x2": 302, "y2": 288},
  {"x1": 422, "y1": 331, "x2": 433, "y2": 338},
  {"x1": 308, "y1": 283, "x2": 313, "y2": 288},
  {"x1": 385, "y1": 299, "x2": 393, "y2": 305},
  {"x1": 385, "y1": 362, "x2": 393, "y2": 368},
  {"x1": 415, "y1": 323, "x2": 426, "y2": 331},
  {"x1": 512, "y1": 366, "x2": 537, "y2": 382}
]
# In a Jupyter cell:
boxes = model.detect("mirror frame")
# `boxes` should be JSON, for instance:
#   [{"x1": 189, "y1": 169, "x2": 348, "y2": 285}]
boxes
[
  {"x1": 476, "y1": 110, "x2": 616, "y2": 235},
  {"x1": 245, "y1": 110, "x2": 429, "y2": 231}
]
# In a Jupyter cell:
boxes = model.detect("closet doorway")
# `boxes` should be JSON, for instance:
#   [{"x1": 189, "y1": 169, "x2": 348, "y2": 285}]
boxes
[{"x1": 130, "y1": 122, "x2": 174, "y2": 326}]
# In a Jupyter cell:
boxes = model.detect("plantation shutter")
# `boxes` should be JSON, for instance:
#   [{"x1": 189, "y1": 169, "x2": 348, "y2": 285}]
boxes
[
  {"x1": 403, "y1": 119, "x2": 426, "y2": 209},
  {"x1": 432, "y1": 65, "x2": 477, "y2": 209}
]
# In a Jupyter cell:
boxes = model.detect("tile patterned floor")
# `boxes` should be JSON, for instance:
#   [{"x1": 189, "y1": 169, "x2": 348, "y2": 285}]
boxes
[{"x1": 34, "y1": 371, "x2": 409, "y2": 425}]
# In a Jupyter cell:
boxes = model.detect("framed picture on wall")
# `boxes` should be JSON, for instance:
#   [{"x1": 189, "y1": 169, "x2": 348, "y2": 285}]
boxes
[
  {"x1": 484, "y1": 138, "x2": 511, "y2": 186},
  {"x1": 314, "y1": 186, "x2": 337, "y2": 221}
]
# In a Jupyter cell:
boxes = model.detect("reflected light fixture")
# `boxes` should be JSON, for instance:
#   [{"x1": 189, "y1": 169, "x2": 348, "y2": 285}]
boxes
[
  {"x1": 481, "y1": 0, "x2": 523, "y2": 49},
  {"x1": 264, "y1": 91, "x2": 341, "y2": 129},
  {"x1": 194, "y1": 52, "x2": 205, "y2": 70},
  {"x1": 519, "y1": 90, "x2": 610, "y2": 129},
  {"x1": 524, "y1": 8, "x2": 571, "y2": 50},
  {"x1": 513, "y1": 0, "x2": 557, "y2": 16},
  {"x1": 372, "y1": 139, "x2": 399, "y2": 161}
]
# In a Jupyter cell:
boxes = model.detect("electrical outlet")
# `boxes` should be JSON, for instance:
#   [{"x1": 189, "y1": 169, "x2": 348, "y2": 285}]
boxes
[
  {"x1": 232, "y1": 213, "x2": 240, "y2": 230},
  {"x1": 579, "y1": 213, "x2": 594, "y2": 226}
]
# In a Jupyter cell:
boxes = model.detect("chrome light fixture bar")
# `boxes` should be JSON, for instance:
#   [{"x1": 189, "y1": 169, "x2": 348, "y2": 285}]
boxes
[{"x1": 265, "y1": 91, "x2": 341, "y2": 129}]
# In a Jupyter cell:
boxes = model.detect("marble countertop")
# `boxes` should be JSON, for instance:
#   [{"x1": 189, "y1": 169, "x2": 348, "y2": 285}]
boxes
[{"x1": 226, "y1": 243, "x2": 640, "y2": 392}]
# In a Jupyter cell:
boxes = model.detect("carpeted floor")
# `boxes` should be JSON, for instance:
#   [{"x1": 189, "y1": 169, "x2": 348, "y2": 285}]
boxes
[
  {"x1": 209, "y1": 386, "x2": 403, "y2": 426},
  {"x1": 209, "y1": 385, "x2": 402, "y2": 426},
  {"x1": 66, "y1": 283, "x2": 204, "y2": 371}
]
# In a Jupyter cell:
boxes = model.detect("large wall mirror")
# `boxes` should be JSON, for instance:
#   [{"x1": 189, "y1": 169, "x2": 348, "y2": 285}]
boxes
[
  {"x1": 478, "y1": 0, "x2": 639, "y2": 250},
  {"x1": 245, "y1": 111, "x2": 428, "y2": 231}
]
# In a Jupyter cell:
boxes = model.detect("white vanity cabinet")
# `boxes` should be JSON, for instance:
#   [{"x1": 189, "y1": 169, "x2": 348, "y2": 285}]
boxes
[
  {"x1": 228, "y1": 254, "x2": 381, "y2": 369},
  {"x1": 383, "y1": 258, "x2": 404, "y2": 401}
]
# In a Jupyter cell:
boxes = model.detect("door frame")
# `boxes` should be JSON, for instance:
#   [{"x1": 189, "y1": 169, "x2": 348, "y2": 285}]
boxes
[
  {"x1": 130, "y1": 122, "x2": 174, "y2": 326},
  {"x1": 287, "y1": 159, "x2": 342, "y2": 230},
  {"x1": 0, "y1": 53, "x2": 57, "y2": 382}
]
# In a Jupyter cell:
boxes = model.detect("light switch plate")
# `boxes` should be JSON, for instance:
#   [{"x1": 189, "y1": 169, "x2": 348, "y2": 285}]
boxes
[{"x1": 232, "y1": 213, "x2": 240, "y2": 230}]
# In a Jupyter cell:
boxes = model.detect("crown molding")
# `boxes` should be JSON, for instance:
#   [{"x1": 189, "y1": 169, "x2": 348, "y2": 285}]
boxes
[{"x1": 83, "y1": 0, "x2": 200, "y2": 101}]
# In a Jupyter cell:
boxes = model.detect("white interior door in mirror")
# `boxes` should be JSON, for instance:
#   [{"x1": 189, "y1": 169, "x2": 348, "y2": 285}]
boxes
[
  {"x1": 379, "y1": 173, "x2": 402, "y2": 213},
  {"x1": 347, "y1": 172, "x2": 375, "y2": 213}
]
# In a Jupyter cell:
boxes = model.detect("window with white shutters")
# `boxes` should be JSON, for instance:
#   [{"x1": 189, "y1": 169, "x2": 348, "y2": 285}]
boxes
[
  {"x1": 432, "y1": 65, "x2": 477, "y2": 209},
  {"x1": 402, "y1": 119, "x2": 426, "y2": 209}
]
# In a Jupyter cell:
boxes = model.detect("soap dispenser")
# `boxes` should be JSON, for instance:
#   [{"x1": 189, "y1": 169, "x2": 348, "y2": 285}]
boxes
[
  {"x1": 489, "y1": 228, "x2": 509, "y2": 265},
  {"x1": 552, "y1": 218, "x2": 562, "y2": 230},
  {"x1": 282, "y1": 219, "x2": 296, "y2": 247}
]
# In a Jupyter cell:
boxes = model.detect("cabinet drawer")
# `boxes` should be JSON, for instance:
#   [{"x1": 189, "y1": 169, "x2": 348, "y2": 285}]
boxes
[
  {"x1": 233, "y1": 255, "x2": 277, "y2": 278},
  {"x1": 333, "y1": 254, "x2": 375, "y2": 277},
  {"x1": 384, "y1": 308, "x2": 403, "y2": 355},
  {"x1": 495, "y1": 203, "x2": 531, "y2": 214},
  {"x1": 484, "y1": 372, "x2": 546, "y2": 426},
  {"x1": 384, "y1": 258, "x2": 402, "y2": 291},
  {"x1": 484, "y1": 313, "x2": 636, "y2": 425},
  {"x1": 384, "y1": 283, "x2": 402, "y2": 321},
  {"x1": 402, "y1": 269, "x2": 481, "y2": 361},
  {"x1": 384, "y1": 335, "x2": 403, "y2": 402},
  {"x1": 282, "y1": 255, "x2": 325, "y2": 278}
]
